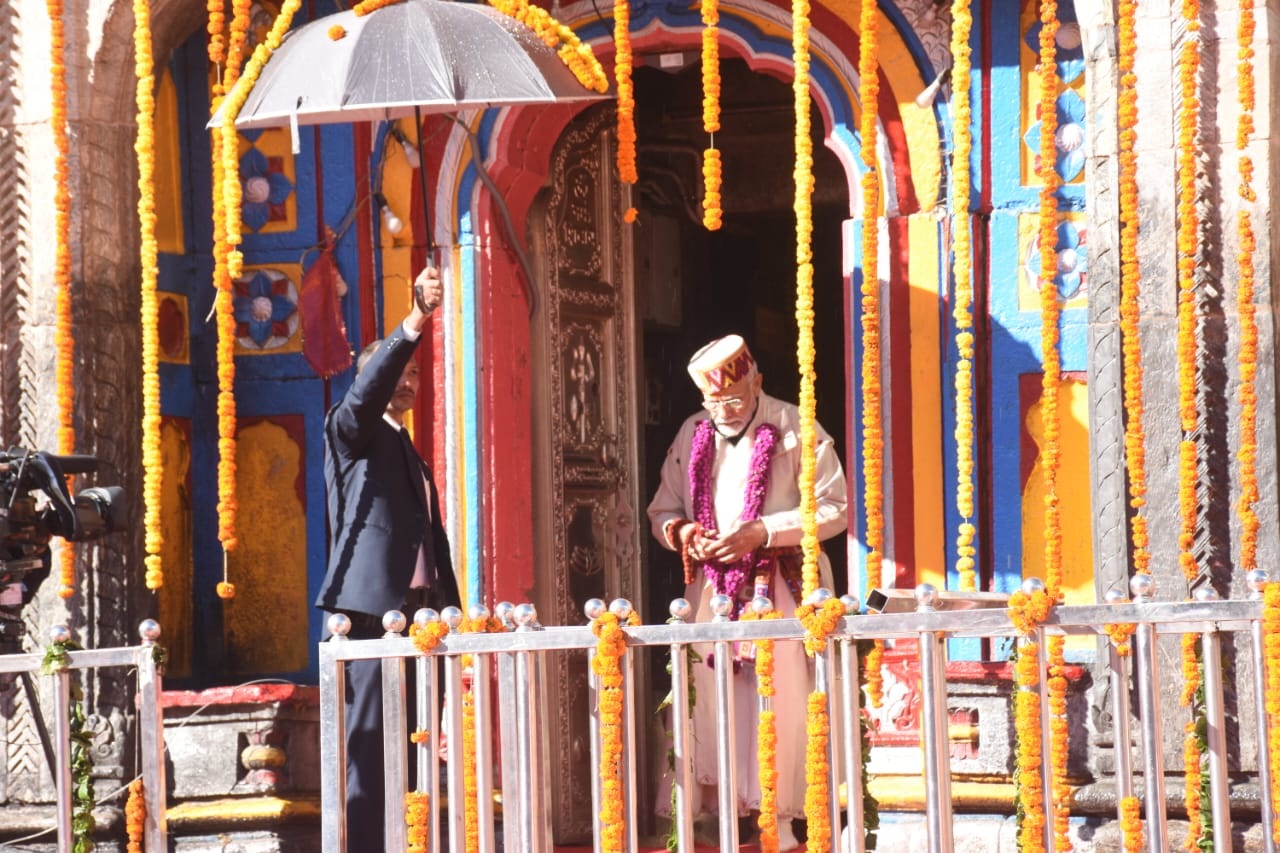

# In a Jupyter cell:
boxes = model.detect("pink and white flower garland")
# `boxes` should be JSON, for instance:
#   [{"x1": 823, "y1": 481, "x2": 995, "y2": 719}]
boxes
[{"x1": 687, "y1": 420, "x2": 780, "y2": 610}]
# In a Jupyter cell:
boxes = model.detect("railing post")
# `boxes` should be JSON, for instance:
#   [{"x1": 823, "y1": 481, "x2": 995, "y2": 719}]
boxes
[
  {"x1": 49, "y1": 625, "x2": 73, "y2": 853},
  {"x1": 470, "y1": 605, "x2": 497, "y2": 853},
  {"x1": 915, "y1": 585, "x2": 954, "y2": 853},
  {"x1": 442, "y1": 605, "x2": 468, "y2": 853},
  {"x1": 1194, "y1": 587, "x2": 1233, "y2": 853},
  {"x1": 710, "y1": 593, "x2": 740, "y2": 851},
  {"x1": 511, "y1": 603, "x2": 545, "y2": 853},
  {"x1": 412, "y1": 607, "x2": 443, "y2": 853},
  {"x1": 381, "y1": 610, "x2": 410, "y2": 853},
  {"x1": 136, "y1": 619, "x2": 168, "y2": 853},
  {"x1": 584, "y1": 598, "x2": 606, "y2": 853},
  {"x1": 837, "y1": 595, "x2": 864, "y2": 853},
  {"x1": 668, "y1": 598, "x2": 695, "y2": 853},
  {"x1": 1130, "y1": 573, "x2": 1168, "y2": 852},
  {"x1": 496, "y1": 602, "x2": 524, "y2": 853},
  {"x1": 320, "y1": 614, "x2": 350, "y2": 852},
  {"x1": 1248, "y1": 569, "x2": 1277, "y2": 853},
  {"x1": 1103, "y1": 590, "x2": 1135, "y2": 802}
]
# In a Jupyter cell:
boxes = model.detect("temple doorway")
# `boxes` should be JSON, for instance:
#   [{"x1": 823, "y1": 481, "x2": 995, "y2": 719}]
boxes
[{"x1": 633, "y1": 57, "x2": 852, "y2": 632}]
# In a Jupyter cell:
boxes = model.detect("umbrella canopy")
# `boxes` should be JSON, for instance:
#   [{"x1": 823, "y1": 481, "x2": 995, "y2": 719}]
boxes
[{"x1": 218, "y1": 0, "x2": 609, "y2": 130}]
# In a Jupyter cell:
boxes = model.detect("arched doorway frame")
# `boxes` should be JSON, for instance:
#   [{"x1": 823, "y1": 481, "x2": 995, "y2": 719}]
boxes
[{"x1": 422, "y1": 0, "x2": 947, "y2": 605}]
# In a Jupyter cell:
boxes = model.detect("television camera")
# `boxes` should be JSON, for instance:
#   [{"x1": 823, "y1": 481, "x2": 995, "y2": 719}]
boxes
[{"x1": 0, "y1": 448, "x2": 125, "y2": 645}]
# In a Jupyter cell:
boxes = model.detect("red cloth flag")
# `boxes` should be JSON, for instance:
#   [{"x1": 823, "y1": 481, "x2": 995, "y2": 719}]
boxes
[{"x1": 299, "y1": 232, "x2": 353, "y2": 378}]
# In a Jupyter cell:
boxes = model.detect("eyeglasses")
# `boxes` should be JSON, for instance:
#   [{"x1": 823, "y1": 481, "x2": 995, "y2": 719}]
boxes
[{"x1": 701, "y1": 396, "x2": 747, "y2": 413}]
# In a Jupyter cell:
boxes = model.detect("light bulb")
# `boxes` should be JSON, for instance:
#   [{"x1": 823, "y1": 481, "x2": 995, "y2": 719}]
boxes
[
  {"x1": 391, "y1": 127, "x2": 421, "y2": 170},
  {"x1": 382, "y1": 204, "x2": 404, "y2": 236},
  {"x1": 375, "y1": 194, "x2": 404, "y2": 236}
]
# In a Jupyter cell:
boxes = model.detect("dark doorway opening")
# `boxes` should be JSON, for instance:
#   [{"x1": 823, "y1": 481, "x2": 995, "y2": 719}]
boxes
[{"x1": 632, "y1": 58, "x2": 851, "y2": 663}]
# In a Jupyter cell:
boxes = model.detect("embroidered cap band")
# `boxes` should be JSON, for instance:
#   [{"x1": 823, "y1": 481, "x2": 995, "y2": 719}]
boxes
[{"x1": 687, "y1": 334, "x2": 756, "y2": 394}]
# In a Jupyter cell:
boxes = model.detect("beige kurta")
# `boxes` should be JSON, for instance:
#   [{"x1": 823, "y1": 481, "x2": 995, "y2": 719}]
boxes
[{"x1": 647, "y1": 392, "x2": 848, "y2": 817}]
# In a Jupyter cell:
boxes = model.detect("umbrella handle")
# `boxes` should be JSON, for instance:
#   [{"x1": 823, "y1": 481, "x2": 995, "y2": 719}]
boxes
[{"x1": 414, "y1": 105, "x2": 433, "y2": 253}]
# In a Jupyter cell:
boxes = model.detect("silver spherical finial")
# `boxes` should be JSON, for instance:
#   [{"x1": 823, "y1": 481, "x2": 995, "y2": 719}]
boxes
[
  {"x1": 1247, "y1": 569, "x2": 1270, "y2": 596},
  {"x1": 413, "y1": 608, "x2": 440, "y2": 627},
  {"x1": 441, "y1": 606, "x2": 465, "y2": 631},
  {"x1": 1021, "y1": 577, "x2": 1047, "y2": 596},
  {"x1": 609, "y1": 599, "x2": 633, "y2": 620},
  {"x1": 495, "y1": 601, "x2": 516, "y2": 628},
  {"x1": 751, "y1": 596, "x2": 774, "y2": 616},
  {"x1": 584, "y1": 598, "x2": 606, "y2": 621},
  {"x1": 669, "y1": 598, "x2": 692, "y2": 622},
  {"x1": 469, "y1": 604, "x2": 490, "y2": 622},
  {"x1": 514, "y1": 603, "x2": 538, "y2": 629},
  {"x1": 710, "y1": 594, "x2": 734, "y2": 620},
  {"x1": 1193, "y1": 586, "x2": 1219, "y2": 603},
  {"x1": 382, "y1": 610, "x2": 407, "y2": 634},
  {"x1": 1104, "y1": 588, "x2": 1127, "y2": 606},
  {"x1": 1129, "y1": 573, "x2": 1155, "y2": 601},
  {"x1": 915, "y1": 583, "x2": 940, "y2": 611},
  {"x1": 326, "y1": 613, "x2": 352, "y2": 639},
  {"x1": 839, "y1": 594, "x2": 860, "y2": 615},
  {"x1": 803, "y1": 588, "x2": 834, "y2": 607},
  {"x1": 48, "y1": 625, "x2": 71, "y2": 645},
  {"x1": 138, "y1": 619, "x2": 162, "y2": 643}
]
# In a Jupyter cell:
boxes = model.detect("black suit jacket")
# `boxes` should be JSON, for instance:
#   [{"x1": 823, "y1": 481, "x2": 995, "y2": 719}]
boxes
[{"x1": 314, "y1": 326, "x2": 461, "y2": 617}]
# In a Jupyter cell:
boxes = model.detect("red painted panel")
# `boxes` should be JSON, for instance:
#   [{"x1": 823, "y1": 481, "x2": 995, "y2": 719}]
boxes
[{"x1": 887, "y1": 218, "x2": 916, "y2": 586}]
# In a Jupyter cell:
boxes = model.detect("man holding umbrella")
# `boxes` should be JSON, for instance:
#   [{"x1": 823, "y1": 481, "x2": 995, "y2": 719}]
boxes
[{"x1": 316, "y1": 265, "x2": 461, "y2": 846}]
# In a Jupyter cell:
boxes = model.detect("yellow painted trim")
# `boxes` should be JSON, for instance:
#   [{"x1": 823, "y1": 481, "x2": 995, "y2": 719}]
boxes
[
  {"x1": 154, "y1": 70, "x2": 185, "y2": 254},
  {"x1": 166, "y1": 796, "x2": 320, "y2": 827},
  {"x1": 907, "y1": 214, "x2": 946, "y2": 588},
  {"x1": 862, "y1": 777, "x2": 1019, "y2": 812}
]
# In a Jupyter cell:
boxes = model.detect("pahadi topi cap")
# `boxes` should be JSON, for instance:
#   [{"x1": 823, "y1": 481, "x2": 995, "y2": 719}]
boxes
[{"x1": 687, "y1": 334, "x2": 756, "y2": 394}]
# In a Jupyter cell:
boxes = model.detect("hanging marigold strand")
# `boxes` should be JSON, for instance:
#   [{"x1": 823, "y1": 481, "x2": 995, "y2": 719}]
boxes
[
  {"x1": 125, "y1": 778, "x2": 146, "y2": 853},
  {"x1": 591, "y1": 608, "x2": 639, "y2": 852},
  {"x1": 1015, "y1": 639, "x2": 1045, "y2": 852},
  {"x1": 216, "y1": 0, "x2": 302, "y2": 571},
  {"x1": 797, "y1": 597, "x2": 843, "y2": 851},
  {"x1": 1173, "y1": 0, "x2": 1204, "y2": 839},
  {"x1": 742, "y1": 607, "x2": 781, "y2": 852},
  {"x1": 1263, "y1": 583, "x2": 1280, "y2": 843},
  {"x1": 700, "y1": 0, "x2": 721, "y2": 230},
  {"x1": 487, "y1": 0, "x2": 609, "y2": 93},
  {"x1": 792, "y1": 0, "x2": 819, "y2": 601},
  {"x1": 1119, "y1": 794, "x2": 1143, "y2": 852},
  {"x1": 1116, "y1": 0, "x2": 1149, "y2": 580},
  {"x1": 405, "y1": 790, "x2": 430, "y2": 852},
  {"x1": 1234, "y1": 0, "x2": 1259, "y2": 572},
  {"x1": 856, "y1": 0, "x2": 886, "y2": 710},
  {"x1": 949, "y1": 0, "x2": 977, "y2": 595},
  {"x1": 135, "y1": 0, "x2": 163, "y2": 591},
  {"x1": 613, "y1": 0, "x2": 638, "y2": 222},
  {"x1": 48, "y1": 0, "x2": 77, "y2": 599},
  {"x1": 1033, "y1": 0, "x2": 1070, "y2": 844}
]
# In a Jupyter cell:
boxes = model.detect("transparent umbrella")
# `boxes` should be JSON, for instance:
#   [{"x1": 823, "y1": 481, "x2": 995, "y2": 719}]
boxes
[{"x1": 218, "y1": 0, "x2": 609, "y2": 131}]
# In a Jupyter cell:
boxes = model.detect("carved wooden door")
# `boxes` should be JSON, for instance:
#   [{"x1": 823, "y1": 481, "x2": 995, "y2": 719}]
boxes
[{"x1": 529, "y1": 104, "x2": 643, "y2": 843}]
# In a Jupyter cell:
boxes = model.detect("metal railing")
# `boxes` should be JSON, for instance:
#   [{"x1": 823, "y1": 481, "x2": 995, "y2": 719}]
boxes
[
  {"x1": 0, "y1": 620, "x2": 168, "y2": 853},
  {"x1": 318, "y1": 572, "x2": 1277, "y2": 853}
]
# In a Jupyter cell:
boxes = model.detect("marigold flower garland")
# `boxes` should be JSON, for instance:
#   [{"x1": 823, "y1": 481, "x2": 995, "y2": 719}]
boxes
[
  {"x1": 1014, "y1": 640, "x2": 1045, "y2": 851},
  {"x1": 125, "y1": 778, "x2": 145, "y2": 852},
  {"x1": 48, "y1": 0, "x2": 76, "y2": 598},
  {"x1": 1264, "y1": 583, "x2": 1280, "y2": 842},
  {"x1": 134, "y1": 0, "x2": 164, "y2": 593},
  {"x1": 208, "y1": 0, "x2": 256, "y2": 598},
  {"x1": 700, "y1": 0, "x2": 722, "y2": 230},
  {"x1": 1173, "y1": 0, "x2": 1204, "y2": 838},
  {"x1": 591, "y1": 608, "x2": 639, "y2": 851},
  {"x1": 486, "y1": 0, "x2": 609, "y2": 93},
  {"x1": 949, "y1": 0, "x2": 977, "y2": 595},
  {"x1": 1119, "y1": 794, "x2": 1143, "y2": 852},
  {"x1": 613, "y1": 0, "x2": 638, "y2": 222},
  {"x1": 1234, "y1": 0, "x2": 1259, "y2": 573},
  {"x1": 855, "y1": 0, "x2": 887, "y2": 713},
  {"x1": 405, "y1": 790, "x2": 430, "y2": 852},
  {"x1": 462, "y1": 687, "x2": 479, "y2": 852},
  {"x1": 797, "y1": 596, "x2": 844, "y2": 852},
  {"x1": 741, "y1": 608, "x2": 781, "y2": 852},
  {"x1": 215, "y1": 0, "x2": 299, "y2": 594},
  {"x1": 1116, "y1": 0, "x2": 1149, "y2": 585}
]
